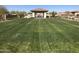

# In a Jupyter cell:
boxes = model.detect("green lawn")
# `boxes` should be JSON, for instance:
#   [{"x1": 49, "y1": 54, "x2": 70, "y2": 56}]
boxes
[{"x1": 0, "y1": 17, "x2": 79, "y2": 53}]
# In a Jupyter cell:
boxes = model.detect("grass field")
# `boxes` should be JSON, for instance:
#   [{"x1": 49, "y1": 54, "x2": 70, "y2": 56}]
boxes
[{"x1": 0, "y1": 17, "x2": 79, "y2": 53}]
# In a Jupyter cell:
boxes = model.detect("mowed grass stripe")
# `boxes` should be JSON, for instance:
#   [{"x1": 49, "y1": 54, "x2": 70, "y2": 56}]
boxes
[
  {"x1": 14, "y1": 19, "x2": 41, "y2": 52},
  {"x1": 51, "y1": 19, "x2": 79, "y2": 41},
  {"x1": 38, "y1": 19, "x2": 53, "y2": 52},
  {"x1": 0, "y1": 19, "x2": 25, "y2": 29},
  {"x1": 0, "y1": 19, "x2": 32, "y2": 42},
  {"x1": 47, "y1": 19, "x2": 79, "y2": 52},
  {"x1": 0, "y1": 19, "x2": 36, "y2": 52},
  {"x1": 0, "y1": 19, "x2": 28, "y2": 33},
  {"x1": 30, "y1": 19, "x2": 41, "y2": 52},
  {"x1": 47, "y1": 20, "x2": 73, "y2": 52},
  {"x1": 10, "y1": 20, "x2": 38, "y2": 52},
  {"x1": 0, "y1": 18, "x2": 79, "y2": 52}
]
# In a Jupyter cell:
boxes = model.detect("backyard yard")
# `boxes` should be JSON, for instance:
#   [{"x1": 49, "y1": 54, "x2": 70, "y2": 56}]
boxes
[{"x1": 0, "y1": 17, "x2": 79, "y2": 53}]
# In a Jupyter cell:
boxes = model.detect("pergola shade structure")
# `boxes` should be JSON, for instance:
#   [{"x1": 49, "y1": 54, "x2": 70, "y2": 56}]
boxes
[{"x1": 31, "y1": 8, "x2": 48, "y2": 18}]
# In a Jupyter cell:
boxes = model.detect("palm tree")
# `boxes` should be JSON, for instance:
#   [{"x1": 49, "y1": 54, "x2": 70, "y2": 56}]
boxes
[{"x1": 0, "y1": 5, "x2": 9, "y2": 21}]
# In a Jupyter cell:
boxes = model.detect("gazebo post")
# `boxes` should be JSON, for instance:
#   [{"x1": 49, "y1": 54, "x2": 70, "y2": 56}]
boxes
[
  {"x1": 32, "y1": 12, "x2": 35, "y2": 17},
  {"x1": 35, "y1": 12, "x2": 37, "y2": 18},
  {"x1": 44, "y1": 12, "x2": 46, "y2": 18}
]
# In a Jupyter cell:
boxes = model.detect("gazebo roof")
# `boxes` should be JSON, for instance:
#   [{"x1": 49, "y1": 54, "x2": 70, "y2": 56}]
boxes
[
  {"x1": 70, "y1": 11, "x2": 79, "y2": 13},
  {"x1": 31, "y1": 8, "x2": 48, "y2": 12},
  {"x1": 64, "y1": 11, "x2": 79, "y2": 13}
]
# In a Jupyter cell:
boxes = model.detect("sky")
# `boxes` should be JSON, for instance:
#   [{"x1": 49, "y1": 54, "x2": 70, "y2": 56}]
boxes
[{"x1": 5, "y1": 5, "x2": 79, "y2": 12}]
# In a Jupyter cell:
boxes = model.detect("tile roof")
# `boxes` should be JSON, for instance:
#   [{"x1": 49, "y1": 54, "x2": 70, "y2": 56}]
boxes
[{"x1": 31, "y1": 8, "x2": 48, "y2": 12}]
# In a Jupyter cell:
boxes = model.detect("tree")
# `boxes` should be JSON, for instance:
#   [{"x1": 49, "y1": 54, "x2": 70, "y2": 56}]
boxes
[
  {"x1": 17, "y1": 11, "x2": 26, "y2": 18},
  {"x1": 0, "y1": 5, "x2": 9, "y2": 21},
  {"x1": 10, "y1": 11, "x2": 26, "y2": 18},
  {"x1": 52, "y1": 11, "x2": 57, "y2": 17}
]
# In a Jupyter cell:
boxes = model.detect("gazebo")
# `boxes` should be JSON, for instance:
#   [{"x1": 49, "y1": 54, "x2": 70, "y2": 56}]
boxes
[{"x1": 31, "y1": 8, "x2": 48, "y2": 18}]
